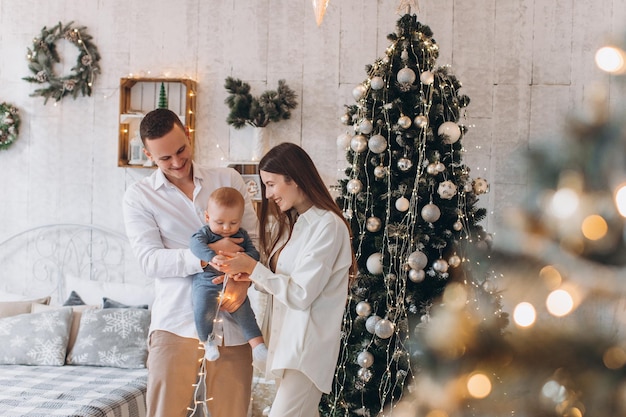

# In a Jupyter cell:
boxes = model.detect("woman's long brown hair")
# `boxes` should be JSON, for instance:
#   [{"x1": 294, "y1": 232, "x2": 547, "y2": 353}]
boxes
[{"x1": 257, "y1": 142, "x2": 357, "y2": 279}]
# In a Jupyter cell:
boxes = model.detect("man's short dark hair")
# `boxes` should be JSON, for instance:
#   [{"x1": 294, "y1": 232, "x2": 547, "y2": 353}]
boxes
[{"x1": 139, "y1": 108, "x2": 185, "y2": 143}]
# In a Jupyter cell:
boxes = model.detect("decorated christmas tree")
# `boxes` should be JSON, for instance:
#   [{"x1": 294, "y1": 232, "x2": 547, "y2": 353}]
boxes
[
  {"x1": 392, "y1": 37, "x2": 626, "y2": 417},
  {"x1": 321, "y1": 7, "x2": 506, "y2": 417},
  {"x1": 158, "y1": 82, "x2": 168, "y2": 109}
]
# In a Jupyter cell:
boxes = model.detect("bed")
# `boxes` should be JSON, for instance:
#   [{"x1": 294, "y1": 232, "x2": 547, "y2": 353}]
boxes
[{"x1": 0, "y1": 224, "x2": 153, "y2": 417}]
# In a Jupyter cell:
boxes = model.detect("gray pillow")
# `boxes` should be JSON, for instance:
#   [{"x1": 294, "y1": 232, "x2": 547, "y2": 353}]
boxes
[
  {"x1": 63, "y1": 290, "x2": 86, "y2": 306},
  {"x1": 102, "y1": 297, "x2": 148, "y2": 309},
  {"x1": 67, "y1": 308, "x2": 150, "y2": 368},
  {"x1": 0, "y1": 308, "x2": 72, "y2": 365}
]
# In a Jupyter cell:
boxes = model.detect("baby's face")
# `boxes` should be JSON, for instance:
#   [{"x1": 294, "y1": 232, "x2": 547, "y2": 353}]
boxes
[{"x1": 205, "y1": 202, "x2": 243, "y2": 237}]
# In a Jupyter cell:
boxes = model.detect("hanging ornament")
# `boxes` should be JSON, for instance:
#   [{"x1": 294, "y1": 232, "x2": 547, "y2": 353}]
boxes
[
  {"x1": 397, "y1": 157, "x2": 413, "y2": 171},
  {"x1": 366, "y1": 252, "x2": 383, "y2": 275},
  {"x1": 365, "y1": 315, "x2": 382, "y2": 334},
  {"x1": 370, "y1": 76, "x2": 384, "y2": 90},
  {"x1": 366, "y1": 216, "x2": 382, "y2": 232},
  {"x1": 438, "y1": 121, "x2": 462, "y2": 144},
  {"x1": 463, "y1": 182, "x2": 473, "y2": 193},
  {"x1": 312, "y1": 0, "x2": 330, "y2": 26},
  {"x1": 374, "y1": 318, "x2": 395, "y2": 339},
  {"x1": 337, "y1": 132, "x2": 352, "y2": 149},
  {"x1": 350, "y1": 134, "x2": 368, "y2": 153},
  {"x1": 357, "y1": 350, "x2": 374, "y2": 368},
  {"x1": 356, "y1": 301, "x2": 372, "y2": 317},
  {"x1": 347, "y1": 178, "x2": 363, "y2": 194},
  {"x1": 408, "y1": 268, "x2": 426, "y2": 283},
  {"x1": 395, "y1": 196, "x2": 410, "y2": 212},
  {"x1": 421, "y1": 203, "x2": 441, "y2": 222},
  {"x1": 358, "y1": 367, "x2": 373, "y2": 382},
  {"x1": 426, "y1": 163, "x2": 438, "y2": 175},
  {"x1": 453, "y1": 220, "x2": 463, "y2": 231},
  {"x1": 414, "y1": 114, "x2": 429, "y2": 128},
  {"x1": 368, "y1": 134, "x2": 388, "y2": 154},
  {"x1": 437, "y1": 180, "x2": 458, "y2": 199},
  {"x1": 448, "y1": 254, "x2": 461, "y2": 268},
  {"x1": 343, "y1": 208, "x2": 353, "y2": 220},
  {"x1": 408, "y1": 250, "x2": 428, "y2": 270},
  {"x1": 435, "y1": 162, "x2": 446, "y2": 173},
  {"x1": 397, "y1": 67, "x2": 416, "y2": 84},
  {"x1": 420, "y1": 70, "x2": 434, "y2": 85},
  {"x1": 352, "y1": 84, "x2": 367, "y2": 101},
  {"x1": 359, "y1": 119, "x2": 374, "y2": 134},
  {"x1": 340, "y1": 113, "x2": 350, "y2": 124},
  {"x1": 433, "y1": 258, "x2": 449, "y2": 273},
  {"x1": 473, "y1": 177, "x2": 490, "y2": 194},
  {"x1": 398, "y1": 115, "x2": 412, "y2": 129},
  {"x1": 374, "y1": 165, "x2": 387, "y2": 178}
]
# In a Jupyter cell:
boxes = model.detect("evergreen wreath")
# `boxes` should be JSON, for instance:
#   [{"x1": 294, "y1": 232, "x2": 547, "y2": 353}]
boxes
[
  {"x1": 23, "y1": 21, "x2": 101, "y2": 104},
  {"x1": 0, "y1": 102, "x2": 20, "y2": 150}
]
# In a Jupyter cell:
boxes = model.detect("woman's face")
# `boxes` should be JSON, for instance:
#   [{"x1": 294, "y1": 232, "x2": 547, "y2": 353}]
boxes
[{"x1": 260, "y1": 170, "x2": 311, "y2": 214}]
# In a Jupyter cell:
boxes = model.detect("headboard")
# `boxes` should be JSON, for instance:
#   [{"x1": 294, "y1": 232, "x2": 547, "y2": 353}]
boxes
[{"x1": 0, "y1": 224, "x2": 150, "y2": 305}]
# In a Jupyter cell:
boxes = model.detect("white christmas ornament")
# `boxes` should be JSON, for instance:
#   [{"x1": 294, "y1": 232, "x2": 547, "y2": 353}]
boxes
[
  {"x1": 437, "y1": 180, "x2": 458, "y2": 199},
  {"x1": 420, "y1": 70, "x2": 434, "y2": 85},
  {"x1": 368, "y1": 134, "x2": 388, "y2": 154},
  {"x1": 350, "y1": 135, "x2": 368, "y2": 153},
  {"x1": 433, "y1": 258, "x2": 449, "y2": 273},
  {"x1": 357, "y1": 350, "x2": 374, "y2": 368},
  {"x1": 356, "y1": 301, "x2": 372, "y2": 317},
  {"x1": 365, "y1": 315, "x2": 382, "y2": 334},
  {"x1": 347, "y1": 179, "x2": 363, "y2": 194},
  {"x1": 426, "y1": 163, "x2": 438, "y2": 175},
  {"x1": 397, "y1": 157, "x2": 413, "y2": 171},
  {"x1": 374, "y1": 165, "x2": 387, "y2": 178},
  {"x1": 370, "y1": 76, "x2": 384, "y2": 90},
  {"x1": 408, "y1": 250, "x2": 428, "y2": 270},
  {"x1": 337, "y1": 132, "x2": 352, "y2": 149},
  {"x1": 359, "y1": 119, "x2": 374, "y2": 134},
  {"x1": 395, "y1": 196, "x2": 410, "y2": 212},
  {"x1": 438, "y1": 121, "x2": 462, "y2": 144},
  {"x1": 449, "y1": 254, "x2": 461, "y2": 267},
  {"x1": 375, "y1": 318, "x2": 395, "y2": 339},
  {"x1": 397, "y1": 67, "x2": 416, "y2": 84},
  {"x1": 414, "y1": 115, "x2": 428, "y2": 128},
  {"x1": 366, "y1": 216, "x2": 382, "y2": 232},
  {"x1": 453, "y1": 220, "x2": 463, "y2": 231},
  {"x1": 358, "y1": 367, "x2": 373, "y2": 382},
  {"x1": 409, "y1": 268, "x2": 426, "y2": 283},
  {"x1": 421, "y1": 203, "x2": 441, "y2": 222},
  {"x1": 398, "y1": 115, "x2": 412, "y2": 129},
  {"x1": 352, "y1": 84, "x2": 367, "y2": 101},
  {"x1": 366, "y1": 252, "x2": 383, "y2": 275}
]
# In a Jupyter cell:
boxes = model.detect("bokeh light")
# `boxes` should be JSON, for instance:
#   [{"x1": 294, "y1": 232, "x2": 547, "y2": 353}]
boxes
[
  {"x1": 513, "y1": 302, "x2": 536, "y2": 327},
  {"x1": 595, "y1": 46, "x2": 626, "y2": 73},
  {"x1": 546, "y1": 289, "x2": 574, "y2": 317},
  {"x1": 581, "y1": 214, "x2": 608, "y2": 240},
  {"x1": 467, "y1": 373, "x2": 492, "y2": 399}
]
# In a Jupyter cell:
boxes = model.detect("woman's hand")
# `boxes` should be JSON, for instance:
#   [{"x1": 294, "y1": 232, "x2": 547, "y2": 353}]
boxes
[
  {"x1": 219, "y1": 278, "x2": 250, "y2": 312},
  {"x1": 210, "y1": 251, "x2": 258, "y2": 276}
]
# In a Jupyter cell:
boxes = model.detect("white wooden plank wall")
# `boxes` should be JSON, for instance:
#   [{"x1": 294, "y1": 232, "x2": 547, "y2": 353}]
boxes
[{"x1": 0, "y1": 0, "x2": 625, "y2": 241}]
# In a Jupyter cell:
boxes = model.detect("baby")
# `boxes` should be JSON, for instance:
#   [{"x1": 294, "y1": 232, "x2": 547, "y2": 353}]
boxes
[{"x1": 189, "y1": 186, "x2": 267, "y2": 365}]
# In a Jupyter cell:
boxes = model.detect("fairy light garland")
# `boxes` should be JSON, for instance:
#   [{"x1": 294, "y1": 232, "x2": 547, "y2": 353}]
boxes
[{"x1": 23, "y1": 21, "x2": 101, "y2": 104}]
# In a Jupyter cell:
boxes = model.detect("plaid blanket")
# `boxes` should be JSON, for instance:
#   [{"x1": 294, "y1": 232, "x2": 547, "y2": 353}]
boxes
[{"x1": 0, "y1": 365, "x2": 147, "y2": 417}]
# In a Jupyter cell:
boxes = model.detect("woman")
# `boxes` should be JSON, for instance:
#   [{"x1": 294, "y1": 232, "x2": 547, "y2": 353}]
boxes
[{"x1": 212, "y1": 142, "x2": 355, "y2": 417}]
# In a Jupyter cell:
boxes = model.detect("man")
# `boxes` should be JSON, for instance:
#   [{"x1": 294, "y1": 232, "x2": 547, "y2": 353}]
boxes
[{"x1": 123, "y1": 108, "x2": 259, "y2": 417}]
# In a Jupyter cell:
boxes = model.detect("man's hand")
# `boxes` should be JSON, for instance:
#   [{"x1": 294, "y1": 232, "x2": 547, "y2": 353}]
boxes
[{"x1": 220, "y1": 278, "x2": 250, "y2": 313}]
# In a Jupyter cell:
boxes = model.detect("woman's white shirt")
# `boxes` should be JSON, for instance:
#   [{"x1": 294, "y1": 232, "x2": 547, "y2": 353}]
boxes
[{"x1": 250, "y1": 206, "x2": 351, "y2": 393}]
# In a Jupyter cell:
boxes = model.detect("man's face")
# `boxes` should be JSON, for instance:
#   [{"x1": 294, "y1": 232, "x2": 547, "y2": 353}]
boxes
[{"x1": 143, "y1": 124, "x2": 193, "y2": 182}]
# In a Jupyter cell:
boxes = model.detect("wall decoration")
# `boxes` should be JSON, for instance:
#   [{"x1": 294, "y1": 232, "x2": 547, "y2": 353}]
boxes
[
  {"x1": 23, "y1": 21, "x2": 101, "y2": 104},
  {"x1": 0, "y1": 102, "x2": 21, "y2": 150}
]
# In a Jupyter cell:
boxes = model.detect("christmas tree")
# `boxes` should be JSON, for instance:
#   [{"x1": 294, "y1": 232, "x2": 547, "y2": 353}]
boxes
[
  {"x1": 321, "y1": 8, "x2": 506, "y2": 417},
  {"x1": 158, "y1": 82, "x2": 168, "y2": 109},
  {"x1": 393, "y1": 39, "x2": 626, "y2": 417}
]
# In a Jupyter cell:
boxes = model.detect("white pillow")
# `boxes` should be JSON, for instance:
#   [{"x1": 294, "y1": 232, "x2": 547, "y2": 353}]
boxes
[
  {"x1": 64, "y1": 275, "x2": 154, "y2": 308},
  {"x1": 0, "y1": 290, "x2": 30, "y2": 302}
]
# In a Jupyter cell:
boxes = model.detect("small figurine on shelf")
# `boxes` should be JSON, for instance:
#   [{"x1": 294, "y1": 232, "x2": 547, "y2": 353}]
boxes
[{"x1": 128, "y1": 132, "x2": 144, "y2": 165}]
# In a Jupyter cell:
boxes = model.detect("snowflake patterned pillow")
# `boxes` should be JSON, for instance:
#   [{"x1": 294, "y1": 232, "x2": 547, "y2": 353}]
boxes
[
  {"x1": 67, "y1": 307, "x2": 149, "y2": 368},
  {"x1": 0, "y1": 308, "x2": 72, "y2": 366}
]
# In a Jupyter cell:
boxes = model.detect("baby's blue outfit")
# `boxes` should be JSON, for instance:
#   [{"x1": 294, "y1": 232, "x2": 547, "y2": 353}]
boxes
[{"x1": 189, "y1": 226, "x2": 261, "y2": 343}]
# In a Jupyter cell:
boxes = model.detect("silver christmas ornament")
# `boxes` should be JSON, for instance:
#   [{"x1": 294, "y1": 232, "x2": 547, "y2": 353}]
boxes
[
  {"x1": 397, "y1": 67, "x2": 416, "y2": 84},
  {"x1": 448, "y1": 254, "x2": 461, "y2": 267},
  {"x1": 421, "y1": 203, "x2": 441, "y2": 222},
  {"x1": 409, "y1": 268, "x2": 426, "y2": 283},
  {"x1": 397, "y1": 157, "x2": 413, "y2": 171},
  {"x1": 398, "y1": 115, "x2": 412, "y2": 129},
  {"x1": 343, "y1": 209, "x2": 353, "y2": 220},
  {"x1": 368, "y1": 134, "x2": 388, "y2": 154},
  {"x1": 358, "y1": 367, "x2": 373, "y2": 382},
  {"x1": 395, "y1": 196, "x2": 410, "y2": 212},
  {"x1": 336, "y1": 132, "x2": 352, "y2": 149},
  {"x1": 453, "y1": 220, "x2": 463, "y2": 231},
  {"x1": 438, "y1": 121, "x2": 462, "y2": 144},
  {"x1": 356, "y1": 301, "x2": 372, "y2": 317},
  {"x1": 433, "y1": 258, "x2": 449, "y2": 273},
  {"x1": 352, "y1": 84, "x2": 367, "y2": 101},
  {"x1": 366, "y1": 216, "x2": 382, "y2": 232},
  {"x1": 375, "y1": 318, "x2": 395, "y2": 339},
  {"x1": 366, "y1": 252, "x2": 383, "y2": 275},
  {"x1": 414, "y1": 115, "x2": 429, "y2": 128},
  {"x1": 357, "y1": 350, "x2": 374, "y2": 368},
  {"x1": 426, "y1": 163, "x2": 438, "y2": 175},
  {"x1": 420, "y1": 70, "x2": 434, "y2": 85},
  {"x1": 374, "y1": 165, "x2": 387, "y2": 178},
  {"x1": 435, "y1": 162, "x2": 446, "y2": 172},
  {"x1": 370, "y1": 76, "x2": 384, "y2": 90},
  {"x1": 359, "y1": 119, "x2": 374, "y2": 134},
  {"x1": 350, "y1": 135, "x2": 368, "y2": 153},
  {"x1": 347, "y1": 178, "x2": 363, "y2": 194},
  {"x1": 408, "y1": 250, "x2": 428, "y2": 270},
  {"x1": 340, "y1": 114, "x2": 350, "y2": 124},
  {"x1": 365, "y1": 315, "x2": 382, "y2": 334}
]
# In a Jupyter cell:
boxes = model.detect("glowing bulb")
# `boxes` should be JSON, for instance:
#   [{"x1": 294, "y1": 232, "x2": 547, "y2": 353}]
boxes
[
  {"x1": 467, "y1": 372, "x2": 492, "y2": 399},
  {"x1": 513, "y1": 302, "x2": 536, "y2": 327},
  {"x1": 549, "y1": 188, "x2": 579, "y2": 218},
  {"x1": 539, "y1": 265, "x2": 562, "y2": 289},
  {"x1": 595, "y1": 46, "x2": 625, "y2": 73},
  {"x1": 546, "y1": 289, "x2": 574, "y2": 317},
  {"x1": 615, "y1": 183, "x2": 626, "y2": 217},
  {"x1": 581, "y1": 214, "x2": 608, "y2": 240}
]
